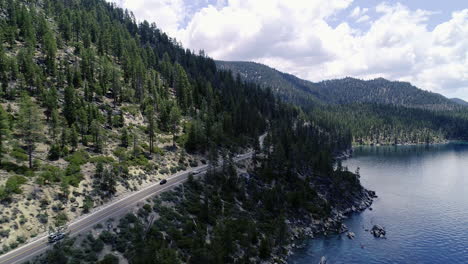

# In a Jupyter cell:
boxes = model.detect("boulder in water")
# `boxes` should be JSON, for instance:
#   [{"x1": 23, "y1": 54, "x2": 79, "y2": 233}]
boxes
[{"x1": 370, "y1": 224, "x2": 386, "y2": 238}]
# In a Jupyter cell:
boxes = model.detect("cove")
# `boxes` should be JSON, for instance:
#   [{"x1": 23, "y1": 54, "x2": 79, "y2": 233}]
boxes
[{"x1": 289, "y1": 142, "x2": 468, "y2": 264}]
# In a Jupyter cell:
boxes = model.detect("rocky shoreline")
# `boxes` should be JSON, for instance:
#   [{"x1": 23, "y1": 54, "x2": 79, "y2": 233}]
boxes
[{"x1": 271, "y1": 189, "x2": 377, "y2": 264}]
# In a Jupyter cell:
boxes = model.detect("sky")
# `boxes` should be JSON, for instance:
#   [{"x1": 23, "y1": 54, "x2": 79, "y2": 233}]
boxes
[{"x1": 107, "y1": 0, "x2": 468, "y2": 100}]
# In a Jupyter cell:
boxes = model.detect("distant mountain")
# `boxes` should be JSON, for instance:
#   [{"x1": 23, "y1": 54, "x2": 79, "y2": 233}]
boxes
[
  {"x1": 216, "y1": 60, "x2": 321, "y2": 105},
  {"x1": 216, "y1": 61, "x2": 460, "y2": 111},
  {"x1": 450, "y1": 98, "x2": 468, "y2": 106}
]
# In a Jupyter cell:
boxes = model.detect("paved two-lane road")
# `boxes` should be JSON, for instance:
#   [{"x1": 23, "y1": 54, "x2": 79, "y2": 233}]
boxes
[{"x1": 0, "y1": 152, "x2": 254, "y2": 264}]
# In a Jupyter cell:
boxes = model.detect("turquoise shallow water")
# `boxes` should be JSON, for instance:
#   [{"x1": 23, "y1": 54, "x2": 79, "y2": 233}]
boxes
[{"x1": 289, "y1": 143, "x2": 468, "y2": 264}]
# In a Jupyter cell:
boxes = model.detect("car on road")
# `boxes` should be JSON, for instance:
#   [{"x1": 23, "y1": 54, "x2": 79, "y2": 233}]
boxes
[
  {"x1": 48, "y1": 233, "x2": 65, "y2": 243},
  {"x1": 160, "y1": 179, "x2": 167, "y2": 185},
  {"x1": 189, "y1": 170, "x2": 202, "y2": 177}
]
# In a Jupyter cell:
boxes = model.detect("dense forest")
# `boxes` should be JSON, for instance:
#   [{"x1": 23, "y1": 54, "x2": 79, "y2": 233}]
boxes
[
  {"x1": 217, "y1": 61, "x2": 468, "y2": 145},
  {"x1": 0, "y1": 0, "x2": 368, "y2": 262},
  {"x1": 37, "y1": 110, "x2": 367, "y2": 264}
]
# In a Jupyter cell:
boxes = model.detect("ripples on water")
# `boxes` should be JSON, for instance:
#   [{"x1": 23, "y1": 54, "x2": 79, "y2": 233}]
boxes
[{"x1": 289, "y1": 142, "x2": 468, "y2": 264}]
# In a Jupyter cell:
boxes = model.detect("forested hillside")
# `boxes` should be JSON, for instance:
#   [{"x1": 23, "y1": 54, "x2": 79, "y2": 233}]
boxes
[
  {"x1": 451, "y1": 98, "x2": 468, "y2": 106},
  {"x1": 217, "y1": 61, "x2": 459, "y2": 109},
  {"x1": 0, "y1": 0, "x2": 273, "y2": 253},
  {"x1": 314, "y1": 78, "x2": 457, "y2": 110},
  {"x1": 217, "y1": 61, "x2": 468, "y2": 145},
  {"x1": 216, "y1": 60, "x2": 321, "y2": 106},
  {"x1": 0, "y1": 0, "x2": 367, "y2": 262}
]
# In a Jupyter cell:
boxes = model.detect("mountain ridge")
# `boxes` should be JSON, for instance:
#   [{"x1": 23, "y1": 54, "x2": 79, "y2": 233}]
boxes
[
  {"x1": 450, "y1": 97, "x2": 468, "y2": 106},
  {"x1": 216, "y1": 60, "x2": 460, "y2": 111}
]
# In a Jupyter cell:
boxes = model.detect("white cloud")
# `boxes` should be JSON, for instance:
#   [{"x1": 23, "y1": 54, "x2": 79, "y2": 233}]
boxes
[
  {"x1": 356, "y1": 14, "x2": 370, "y2": 23},
  {"x1": 107, "y1": 0, "x2": 186, "y2": 38},
  {"x1": 350, "y1": 6, "x2": 368, "y2": 18},
  {"x1": 107, "y1": 0, "x2": 468, "y2": 99}
]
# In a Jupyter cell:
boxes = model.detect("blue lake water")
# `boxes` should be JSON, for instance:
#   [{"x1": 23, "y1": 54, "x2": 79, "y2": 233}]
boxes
[{"x1": 289, "y1": 143, "x2": 468, "y2": 264}]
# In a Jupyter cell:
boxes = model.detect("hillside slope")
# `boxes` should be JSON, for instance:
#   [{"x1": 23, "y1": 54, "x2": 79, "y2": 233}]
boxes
[
  {"x1": 217, "y1": 60, "x2": 468, "y2": 144},
  {"x1": 451, "y1": 98, "x2": 468, "y2": 106},
  {"x1": 0, "y1": 1, "x2": 366, "y2": 263},
  {"x1": 217, "y1": 61, "x2": 459, "y2": 111}
]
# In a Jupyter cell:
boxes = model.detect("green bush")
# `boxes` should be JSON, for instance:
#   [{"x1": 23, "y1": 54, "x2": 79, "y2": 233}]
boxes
[
  {"x1": 1, "y1": 161, "x2": 31, "y2": 175},
  {"x1": 127, "y1": 154, "x2": 149, "y2": 167},
  {"x1": 91, "y1": 238, "x2": 104, "y2": 252},
  {"x1": 82, "y1": 196, "x2": 94, "y2": 213},
  {"x1": 48, "y1": 144, "x2": 62, "y2": 161},
  {"x1": 38, "y1": 165, "x2": 64, "y2": 185},
  {"x1": 98, "y1": 254, "x2": 119, "y2": 264},
  {"x1": 3, "y1": 175, "x2": 27, "y2": 196},
  {"x1": 99, "y1": 231, "x2": 114, "y2": 244},
  {"x1": 10, "y1": 146, "x2": 28, "y2": 162},
  {"x1": 89, "y1": 156, "x2": 115, "y2": 164},
  {"x1": 36, "y1": 213, "x2": 48, "y2": 224},
  {"x1": 65, "y1": 150, "x2": 90, "y2": 166},
  {"x1": 64, "y1": 163, "x2": 83, "y2": 187},
  {"x1": 55, "y1": 212, "x2": 68, "y2": 227}
]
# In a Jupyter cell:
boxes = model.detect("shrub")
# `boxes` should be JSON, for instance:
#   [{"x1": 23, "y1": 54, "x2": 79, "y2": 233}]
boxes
[
  {"x1": 55, "y1": 212, "x2": 68, "y2": 227},
  {"x1": 91, "y1": 238, "x2": 104, "y2": 252},
  {"x1": 99, "y1": 231, "x2": 114, "y2": 244},
  {"x1": 82, "y1": 196, "x2": 94, "y2": 214},
  {"x1": 89, "y1": 156, "x2": 115, "y2": 164},
  {"x1": 1, "y1": 161, "x2": 31, "y2": 175},
  {"x1": 65, "y1": 150, "x2": 90, "y2": 166},
  {"x1": 38, "y1": 166, "x2": 64, "y2": 185},
  {"x1": 0, "y1": 229, "x2": 10, "y2": 238},
  {"x1": 143, "y1": 204, "x2": 152, "y2": 212},
  {"x1": 37, "y1": 213, "x2": 48, "y2": 224},
  {"x1": 98, "y1": 254, "x2": 119, "y2": 264},
  {"x1": 64, "y1": 163, "x2": 83, "y2": 187},
  {"x1": 4, "y1": 175, "x2": 27, "y2": 194},
  {"x1": 48, "y1": 144, "x2": 62, "y2": 161},
  {"x1": 10, "y1": 146, "x2": 28, "y2": 162}
]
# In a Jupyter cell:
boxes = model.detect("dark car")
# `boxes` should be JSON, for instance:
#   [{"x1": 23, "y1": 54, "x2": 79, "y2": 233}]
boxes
[
  {"x1": 160, "y1": 179, "x2": 167, "y2": 185},
  {"x1": 48, "y1": 233, "x2": 65, "y2": 243}
]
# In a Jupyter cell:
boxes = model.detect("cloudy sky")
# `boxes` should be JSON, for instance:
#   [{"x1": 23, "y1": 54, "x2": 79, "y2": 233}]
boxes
[{"x1": 108, "y1": 0, "x2": 468, "y2": 100}]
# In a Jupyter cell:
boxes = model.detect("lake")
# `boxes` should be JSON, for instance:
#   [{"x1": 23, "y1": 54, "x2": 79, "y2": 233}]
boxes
[{"x1": 289, "y1": 142, "x2": 468, "y2": 264}]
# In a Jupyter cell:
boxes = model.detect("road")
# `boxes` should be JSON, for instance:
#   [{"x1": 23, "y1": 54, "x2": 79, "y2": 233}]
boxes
[{"x1": 0, "y1": 151, "x2": 255, "y2": 264}]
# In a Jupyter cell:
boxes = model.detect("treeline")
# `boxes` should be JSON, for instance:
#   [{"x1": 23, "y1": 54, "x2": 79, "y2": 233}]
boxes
[
  {"x1": 313, "y1": 78, "x2": 458, "y2": 110},
  {"x1": 309, "y1": 103, "x2": 468, "y2": 145}
]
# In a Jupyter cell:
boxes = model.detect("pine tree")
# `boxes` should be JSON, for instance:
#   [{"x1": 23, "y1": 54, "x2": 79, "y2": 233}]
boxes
[
  {"x1": 90, "y1": 120, "x2": 103, "y2": 152},
  {"x1": 0, "y1": 105, "x2": 9, "y2": 165},
  {"x1": 121, "y1": 128, "x2": 129, "y2": 148},
  {"x1": 174, "y1": 64, "x2": 191, "y2": 112},
  {"x1": 17, "y1": 94, "x2": 43, "y2": 168},
  {"x1": 43, "y1": 30, "x2": 57, "y2": 74},
  {"x1": 169, "y1": 105, "x2": 181, "y2": 147},
  {"x1": 44, "y1": 87, "x2": 58, "y2": 121},
  {"x1": 70, "y1": 125, "x2": 79, "y2": 150},
  {"x1": 146, "y1": 107, "x2": 156, "y2": 153},
  {"x1": 63, "y1": 86, "x2": 76, "y2": 125},
  {"x1": 20, "y1": 6, "x2": 36, "y2": 48},
  {"x1": 50, "y1": 109, "x2": 60, "y2": 140},
  {"x1": 0, "y1": 45, "x2": 9, "y2": 94},
  {"x1": 111, "y1": 68, "x2": 121, "y2": 105}
]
